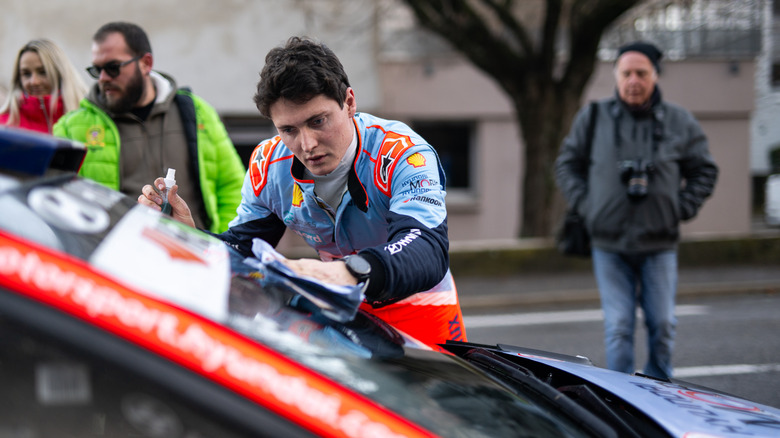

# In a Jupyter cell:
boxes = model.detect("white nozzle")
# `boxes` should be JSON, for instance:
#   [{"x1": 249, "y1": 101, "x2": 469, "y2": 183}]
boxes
[{"x1": 164, "y1": 168, "x2": 176, "y2": 188}]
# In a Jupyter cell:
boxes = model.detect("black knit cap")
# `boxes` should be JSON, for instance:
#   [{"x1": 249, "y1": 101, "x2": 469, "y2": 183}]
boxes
[{"x1": 617, "y1": 41, "x2": 663, "y2": 73}]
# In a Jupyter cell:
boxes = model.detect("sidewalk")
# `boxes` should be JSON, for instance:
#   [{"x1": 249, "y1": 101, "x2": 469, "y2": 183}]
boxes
[
  {"x1": 455, "y1": 265, "x2": 780, "y2": 311},
  {"x1": 450, "y1": 230, "x2": 780, "y2": 311}
]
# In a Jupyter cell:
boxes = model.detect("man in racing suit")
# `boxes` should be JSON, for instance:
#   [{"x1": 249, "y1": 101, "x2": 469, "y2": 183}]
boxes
[{"x1": 140, "y1": 36, "x2": 467, "y2": 348}]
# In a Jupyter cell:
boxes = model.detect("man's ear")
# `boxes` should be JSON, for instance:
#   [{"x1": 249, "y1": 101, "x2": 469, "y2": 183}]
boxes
[
  {"x1": 345, "y1": 87, "x2": 356, "y2": 117},
  {"x1": 139, "y1": 52, "x2": 154, "y2": 74}
]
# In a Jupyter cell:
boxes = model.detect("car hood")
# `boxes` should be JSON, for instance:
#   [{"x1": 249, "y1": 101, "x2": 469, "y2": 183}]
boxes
[{"x1": 458, "y1": 343, "x2": 780, "y2": 438}]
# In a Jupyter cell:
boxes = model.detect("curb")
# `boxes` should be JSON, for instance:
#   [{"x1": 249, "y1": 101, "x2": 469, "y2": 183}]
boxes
[{"x1": 448, "y1": 235, "x2": 780, "y2": 277}]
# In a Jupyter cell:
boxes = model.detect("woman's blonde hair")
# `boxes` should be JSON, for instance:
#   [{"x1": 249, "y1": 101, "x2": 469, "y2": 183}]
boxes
[{"x1": 0, "y1": 38, "x2": 87, "y2": 127}]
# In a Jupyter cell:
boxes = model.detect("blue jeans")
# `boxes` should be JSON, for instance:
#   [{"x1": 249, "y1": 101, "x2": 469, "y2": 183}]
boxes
[{"x1": 592, "y1": 248, "x2": 678, "y2": 379}]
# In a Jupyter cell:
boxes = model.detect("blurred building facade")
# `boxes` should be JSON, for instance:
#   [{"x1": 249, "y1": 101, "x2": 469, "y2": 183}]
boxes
[
  {"x1": 377, "y1": 0, "x2": 762, "y2": 245},
  {"x1": 0, "y1": 0, "x2": 770, "y2": 249}
]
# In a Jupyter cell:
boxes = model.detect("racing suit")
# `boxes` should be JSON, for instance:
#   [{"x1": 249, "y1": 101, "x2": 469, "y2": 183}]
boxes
[{"x1": 219, "y1": 112, "x2": 467, "y2": 348}]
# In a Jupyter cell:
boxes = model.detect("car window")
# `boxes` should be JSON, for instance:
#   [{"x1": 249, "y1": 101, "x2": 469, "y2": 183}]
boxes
[{"x1": 0, "y1": 309, "x2": 309, "y2": 438}]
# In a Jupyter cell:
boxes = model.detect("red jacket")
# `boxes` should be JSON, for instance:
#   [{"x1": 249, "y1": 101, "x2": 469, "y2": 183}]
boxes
[{"x1": 0, "y1": 94, "x2": 65, "y2": 134}]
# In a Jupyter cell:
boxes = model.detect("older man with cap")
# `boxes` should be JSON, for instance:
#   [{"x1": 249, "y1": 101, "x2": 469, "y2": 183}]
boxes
[{"x1": 554, "y1": 41, "x2": 718, "y2": 379}]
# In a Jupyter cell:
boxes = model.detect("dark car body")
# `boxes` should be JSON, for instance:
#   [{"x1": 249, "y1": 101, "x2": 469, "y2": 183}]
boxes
[{"x1": 2, "y1": 127, "x2": 780, "y2": 437}]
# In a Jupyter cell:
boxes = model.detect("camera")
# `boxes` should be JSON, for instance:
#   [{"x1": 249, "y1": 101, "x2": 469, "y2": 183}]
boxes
[{"x1": 619, "y1": 159, "x2": 655, "y2": 200}]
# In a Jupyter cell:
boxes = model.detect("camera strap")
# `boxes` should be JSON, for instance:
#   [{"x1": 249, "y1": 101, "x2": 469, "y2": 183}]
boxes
[
  {"x1": 613, "y1": 105, "x2": 662, "y2": 164},
  {"x1": 584, "y1": 101, "x2": 598, "y2": 174}
]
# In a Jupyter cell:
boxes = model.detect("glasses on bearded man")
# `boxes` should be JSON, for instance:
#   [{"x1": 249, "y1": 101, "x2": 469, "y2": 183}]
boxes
[{"x1": 86, "y1": 54, "x2": 143, "y2": 79}]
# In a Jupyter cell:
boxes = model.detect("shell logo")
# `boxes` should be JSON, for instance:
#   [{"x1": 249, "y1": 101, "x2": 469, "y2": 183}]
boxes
[
  {"x1": 406, "y1": 153, "x2": 426, "y2": 168},
  {"x1": 292, "y1": 183, "x2": 304, "y2": 207}
]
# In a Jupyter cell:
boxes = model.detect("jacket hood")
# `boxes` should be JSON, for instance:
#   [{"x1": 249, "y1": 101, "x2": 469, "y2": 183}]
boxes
[{"x1": 86, "y1": 70, "x2": 177, "y2": 117}]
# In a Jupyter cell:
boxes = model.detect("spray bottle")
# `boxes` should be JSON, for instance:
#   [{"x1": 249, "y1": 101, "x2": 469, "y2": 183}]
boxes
[{"x1": 160, "y1": 168, "x2": 176, "y2": 216}]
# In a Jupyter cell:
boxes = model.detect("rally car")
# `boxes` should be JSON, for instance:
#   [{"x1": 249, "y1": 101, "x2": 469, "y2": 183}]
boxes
[{"x1": 1, "y1": 126, "x2": 779, "y2": 437}]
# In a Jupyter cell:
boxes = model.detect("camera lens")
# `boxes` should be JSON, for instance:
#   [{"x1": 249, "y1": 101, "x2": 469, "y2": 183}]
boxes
[
  {"x1": 619, "y1": 160, "x2": 652, "y2": 200},
  {"x1": 627, "y1": 174, "x2": 648, "y2": 198}
]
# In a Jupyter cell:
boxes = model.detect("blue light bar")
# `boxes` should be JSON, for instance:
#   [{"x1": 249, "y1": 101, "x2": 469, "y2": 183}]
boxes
[{"x1": 0, "y1": 127, "x2": 86, "y2": 176}]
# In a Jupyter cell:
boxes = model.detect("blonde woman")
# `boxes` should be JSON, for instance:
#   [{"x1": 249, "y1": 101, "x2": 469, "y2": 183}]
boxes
[{"x1": 0, "y1": 39, "x2": 86, "y2": 133}]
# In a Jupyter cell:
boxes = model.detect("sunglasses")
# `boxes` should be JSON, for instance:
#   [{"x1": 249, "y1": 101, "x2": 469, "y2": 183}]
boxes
[{"x1": 86, "y1": 55, "x2": 142, "y2": 79}]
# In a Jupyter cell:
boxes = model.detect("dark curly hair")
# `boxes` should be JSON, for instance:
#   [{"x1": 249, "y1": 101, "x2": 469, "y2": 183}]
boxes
[{"x1": 254, "y1": 36, "x2": 350, "y2": 118}]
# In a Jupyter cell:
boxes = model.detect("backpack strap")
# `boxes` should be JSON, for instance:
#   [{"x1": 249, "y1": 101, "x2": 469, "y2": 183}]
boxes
[
  {"x1": 174, "y1": 87, "x2": 208, "y2": 228},
  {"x1": 573, "y1": 101, "x2": 598, "y2": 211},
  {"x1": 584, "y1": 100, "x2": 598, "y2": 169}
]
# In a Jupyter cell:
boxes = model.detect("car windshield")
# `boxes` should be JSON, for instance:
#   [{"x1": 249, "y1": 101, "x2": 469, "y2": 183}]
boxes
[{"x1": 0, "y1": 175, "x2": 592, "y2": 438}]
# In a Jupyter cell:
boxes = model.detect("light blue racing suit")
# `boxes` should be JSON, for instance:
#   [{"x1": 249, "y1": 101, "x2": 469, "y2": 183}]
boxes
[{"x1": 219, "y1": 112, "x2": 467, "y2": 346}]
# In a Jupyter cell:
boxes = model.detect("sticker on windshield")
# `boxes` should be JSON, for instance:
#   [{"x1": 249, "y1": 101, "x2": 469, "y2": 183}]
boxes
[
  {"x1": 121, "y1": 392, "x2": 183, "y2": 437},
  {"x1": 28, "y1": 186, "x2": 110, "y2": 234},
  {"x1": 62, "y1": 178, "x2": 125, "y2": 210},
  {"x1": 35, "y1": 362, "x2": 91, "y2": 405},
  {"x1": 90, "y1": 206, "x2": 231, "y2": 321}
]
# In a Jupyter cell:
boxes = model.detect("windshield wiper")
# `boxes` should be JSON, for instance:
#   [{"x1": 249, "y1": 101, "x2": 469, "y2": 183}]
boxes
[{"x1": 462, "y1": 348, "x2": 624, "y2": 438}]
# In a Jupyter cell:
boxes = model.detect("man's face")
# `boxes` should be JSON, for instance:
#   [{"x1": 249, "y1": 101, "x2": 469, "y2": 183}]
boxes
[
  {"x1": 615, "y1": 51, "x2": 657, "y2": 107},
  {"x1": 91, "y1": 32, "x2": 147, "y2": 113},
  {"x1": 270, "y1": 89, "x2": 357, "y2": 176}
]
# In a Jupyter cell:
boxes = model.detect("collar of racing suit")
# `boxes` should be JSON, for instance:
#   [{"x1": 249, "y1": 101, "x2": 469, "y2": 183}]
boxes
[{"x1": 290, "y1": 117, "x2": 370, "y2": 212}]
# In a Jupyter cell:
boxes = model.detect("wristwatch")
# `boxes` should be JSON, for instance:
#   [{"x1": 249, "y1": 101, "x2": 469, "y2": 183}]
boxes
[{"x1": 343, "y1": 254, "x2": 371, "y2": 283}]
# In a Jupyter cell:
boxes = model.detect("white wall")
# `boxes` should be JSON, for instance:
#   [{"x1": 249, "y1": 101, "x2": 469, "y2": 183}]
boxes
[{"x1": 0, "y1": 0, "x2": 382, "y2": 114}]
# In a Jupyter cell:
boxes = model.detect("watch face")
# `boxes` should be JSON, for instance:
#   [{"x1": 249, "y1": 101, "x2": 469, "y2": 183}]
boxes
[{"x1": 346, "y1": 255, "x2": 371, "y2": 278}]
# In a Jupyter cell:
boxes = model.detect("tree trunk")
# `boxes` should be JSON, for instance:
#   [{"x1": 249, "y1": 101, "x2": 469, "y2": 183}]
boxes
[
  {"x1": 399, "y1": 0, "x2": 643, "y2": 237},
  {"x1": 516, "y1": 77, "x2": 581, "y2": 237}
]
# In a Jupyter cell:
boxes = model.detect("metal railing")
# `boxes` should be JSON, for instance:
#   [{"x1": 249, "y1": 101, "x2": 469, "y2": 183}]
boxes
[{"x1": 600, "y1": 28, "x2": 762, "y2": 61}]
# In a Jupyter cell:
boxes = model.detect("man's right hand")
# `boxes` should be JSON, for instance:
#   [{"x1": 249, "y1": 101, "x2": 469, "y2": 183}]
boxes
[
  {"x1": 282, "y1": 258, "x2": 359, "y2": 286},
  {"x1": 138, "y1": 177, "x2": 196, "y2": 228}
]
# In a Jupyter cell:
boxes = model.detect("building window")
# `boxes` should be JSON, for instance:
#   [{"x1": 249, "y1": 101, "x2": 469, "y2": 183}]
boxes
[
  {"x1": 411, "y1": 120, "x2": 474, "y2": 191},
  {"x1": 221, "y1": 116, "x2": 276, "y2": 166}
]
